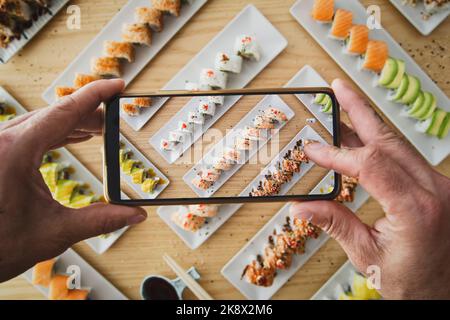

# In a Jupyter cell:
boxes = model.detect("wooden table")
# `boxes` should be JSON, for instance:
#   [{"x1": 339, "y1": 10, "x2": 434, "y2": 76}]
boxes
[{"x1": 0, "y1": 0, "x2": 448, "y2": 300}]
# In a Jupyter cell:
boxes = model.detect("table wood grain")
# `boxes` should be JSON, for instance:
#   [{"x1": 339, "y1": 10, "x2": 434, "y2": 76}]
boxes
[{"x1": 0, "y1": 0, "x2": 448, "y2": 300}]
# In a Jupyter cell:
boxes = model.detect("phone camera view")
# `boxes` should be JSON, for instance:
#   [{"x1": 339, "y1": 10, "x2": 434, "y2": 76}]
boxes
[{"x1": 118, "y1": 91, "x2": 337, "y2": 202}]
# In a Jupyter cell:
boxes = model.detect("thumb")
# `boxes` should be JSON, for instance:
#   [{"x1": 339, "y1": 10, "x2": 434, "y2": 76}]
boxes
[
  {"x1": 62, "y1": 203, "x2": 147, "y2": 243},
  {"x1": 290, "y1": 201, "x2": 379, "y2": 273}
]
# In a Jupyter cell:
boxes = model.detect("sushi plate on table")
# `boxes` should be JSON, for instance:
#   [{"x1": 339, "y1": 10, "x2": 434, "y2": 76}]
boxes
[
  {"x1": 390, "y1": 0, "x2": 450, "y2": 36},
  {"x1": 119, "y1": 134, "x2": 170, "y2": 199},
  {"x1": 0, "y1": 85, "x2": 28, "y2": 118},
  {"x1": 149, "y1": 4, "x2": 288, "y2": 163},
  {"x1": 41, "y1": 0, "x2": 208, "y2": 106},
  {"x1": 285, "y1": 65, "x2": 333, "y2": 134},
  {"x1": 157, "y1": 203, "x2": 242, "y2": 250},
  {"x1": 22, "y1": 248, "x2": 128, "y2": 300},
  {"x1": 221, "y1": 170, "x2": 370, "y2": 300},
  {"x1": 0, "y1": 0, "x2": 70, "y2": 64},
  {"x1": 290, "y1": 0, "x2": 450, "y2": 166},
  {"x1": 183, "y1": 94, "x2": 295, "y2": 198}
]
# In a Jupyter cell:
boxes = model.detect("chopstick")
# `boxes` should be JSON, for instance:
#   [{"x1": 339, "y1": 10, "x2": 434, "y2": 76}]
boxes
[{"x1": 162, "y1": 254, "x2": 213, "y2": 300}]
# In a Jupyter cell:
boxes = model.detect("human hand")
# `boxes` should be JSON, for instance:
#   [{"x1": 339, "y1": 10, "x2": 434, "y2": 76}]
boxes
[
  {"x1": 0, "y1": 79, "x2": 147, "y2": 282},
  {"x1": 290, "y1": 79, "x2": 450, "y2": 299}
]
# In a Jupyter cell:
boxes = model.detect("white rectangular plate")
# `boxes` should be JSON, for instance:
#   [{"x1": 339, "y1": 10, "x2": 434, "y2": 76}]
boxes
[
  {"x1": 149, "y1": 4, "x2": 288, "y2": 160},
  {"x1": 0, "y1": 0, "x2": 70, "y2": 64},
  {"x1": 221, "y1": 170, "x2": 370, "y2": 300},
  {"x1": 390, "y1": 0, "x2": 450, "y2": 36},
  {"x1": 22, "y1": 248, "x2": 127, "y2": 300},
  {"x1": 240, "y1": 125, "x2": 326, "y2": 197},
  {"x1": 157, "y1": 203, "x2": 242, "y2": 250},
  {"x1": 55, "y1": 147, "x2": 128, "y2": 254},
  {"x1": 285, "y1": 65, "x2": 333, "y2": 134},
  {"x1": 290, "y1": 0, "x2": 450, "y2": 166},
  {"x1": 0, "y1": 86, "x2": 28, "y2": 116},
  {"x1": 311, "y1": 260, "x2": 356, "y2": 300},
  {"x1": 120, "y1": 134, "x2": 169, "y2": 199},
  {"x1": 183, "y1": 95, "x2": 295, "y2": 197},
  {"x1": 42, "y1": 0, "x2": 207, "y2": 106}
]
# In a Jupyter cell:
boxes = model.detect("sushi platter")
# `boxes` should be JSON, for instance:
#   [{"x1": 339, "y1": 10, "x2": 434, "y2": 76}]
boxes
[
  {"x1": 285, "y1": 65, "x2": 333, "y2": 134},
  {"x1": 119, "y1": 134, "x2": 170, "y2": 199},
  {"x1": 0, "y1": 85, "x2": 28, "y2": 120},
  {"x1": 311, "y1": 260, "x2": 382, "y2": 300},
  {"x1": 183, "y1": 94, "x2": 295, "y2": 198},
  {"x1": 0, "y1": 0, "x2": 70, "y2": 64},
  {"x1": 22, "y1": 249, "x2": 128, "y2": 300},
  {"x1": 222, "y1": 170, "x2": 370, "y2": 300},
  {"x1": 291, "y1": 0, "x2": 450, "y2": 165},
  {"x1": 149, "y1": 4, "x2": 288, "y2": 161},
  {"x1": 390, "y1": 0, "x2": 450, "y2": 36},
  {"x1": 41, "y1": 0, "x2": 208, "y2": 105}
]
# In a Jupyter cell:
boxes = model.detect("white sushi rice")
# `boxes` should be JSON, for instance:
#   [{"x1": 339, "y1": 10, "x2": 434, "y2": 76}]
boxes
[
  {"x1": 198, "y1": 100, "x2": 216, "y2": 116},
  {"x1": 208, "y1": 95, "x2": 225, "y2": 105},
  {"x1": 215, "y1": 52, "x2": 243, "y2": 73},
  {"x1": 234, "y1": 35, "x2": 261, "y2": 61},
  {"x1": 168, "y1": 131, "x2": 185, "y2": 143},
  {"x1": 178, "y1": 121, "x2": 194, "y2": 133},
  {"x1": 188, "y1": 111, "x2": 205, "y2": 125},
  {"x1": 199, "y1": 68, "x2": 228, "y2": 89}
]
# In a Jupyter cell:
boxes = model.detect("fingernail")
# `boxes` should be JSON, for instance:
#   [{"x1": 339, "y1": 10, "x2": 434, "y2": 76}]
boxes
[
  {"x1": 128, "y1": 214, "x2": 146, "y2": 225},
  {"x1": 289, "y1": 203, "x2": 313, "y2": 221},
  {"x1": 305, "y1": 141, "x2": 324, "y2": 150}
]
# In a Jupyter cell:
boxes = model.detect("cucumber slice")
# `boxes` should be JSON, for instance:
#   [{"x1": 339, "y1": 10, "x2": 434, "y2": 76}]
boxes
[
  {"x1": 378, "y1": 58, "x2": 398, "y2": 86},
  {"x1": 400, "y1": 75, "x2": 421, "y2": 105},
  {"x1": 438, "y1": 112, "x2": 450, "y2": 139},
  {"x1": 389, "y1": 75, "x2": 409, "y2": 101},
  {"x1": 427, "y1": 109, "x2": 447, "y2": 136},
  {"x1": 385, "y1": 59, "x2": 406, "y2": 89},
  {"x1": 418, "y1": 94, "x2": 437, "y2": 120},
  {"x1": 409, "y1": 92, "x2": 432, "y2": 119},
  {"x1": 314, "y1": 93, "x2": 326, "y2": 104}
]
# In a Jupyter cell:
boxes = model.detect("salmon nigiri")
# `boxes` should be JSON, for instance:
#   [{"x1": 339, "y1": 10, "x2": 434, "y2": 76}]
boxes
[
  {"x1": 32, "y1": 259, "x2": 57, "y2": 287},
  {"x1": 329, "y1": 9, "x2": 353, "y2": 40},
  {"x1": 49, "y1": 275, "x2": 70, "y2": 300},
  {"x1": 311, "y1": 0, "x2": 334, "y2": 23},
  {"x1": 345, "y1": 25, "x2": 369, "y2": 55},
  {"x1": 64, "y1": 289, "x2": 90, "y2": 300},
  {"x1": 362, "y1": 40, "x2": 389, "y2": 73}
]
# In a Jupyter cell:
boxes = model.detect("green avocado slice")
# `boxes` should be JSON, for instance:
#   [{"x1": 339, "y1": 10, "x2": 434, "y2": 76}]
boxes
[
  {"x1": 427, "y1": 109, "x2": 447, "y2": 136},
  {"x1": 385, "y1": 59, "x2": 405, "y2": 89},
  {"x1": 409, "y1": 92, "x2": 432, "y2": 119},
  {"x1": 378, "y1": 58, "x2": 398, "y2": 86},
  {"x1": 418, "y1": 94, "x2": 437, "y2": 120},
  {"x1": 400, "y1": 75, "x2": 421, "y2": 105},
  {"x1": 438, "y1": 112, "x2": 450, "y2": 139},
  {"x1": 390, "y1": 75, "x2": 409, "y2": 101}
]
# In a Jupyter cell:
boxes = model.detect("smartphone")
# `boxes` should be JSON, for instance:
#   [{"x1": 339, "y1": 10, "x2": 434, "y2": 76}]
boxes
[{"x1": 103, "y1": 88, "x2": 340, "y2": 206}]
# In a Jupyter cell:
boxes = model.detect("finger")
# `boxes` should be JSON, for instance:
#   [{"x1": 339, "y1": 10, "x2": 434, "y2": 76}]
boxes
[
  {"x1": 62, "y1": 203, "x2": 147, "y2": 243},
  {"x1": 340, "y1": 122, "x2": 363, "y2": 148},
  {"x1": 332, "y1": 79, "x2": 393, "y2": 145},
  {"x1": 49, "y1": 135, "x2": 93, "y2": 150},
  {"x1": 290, "y1": 201, "x2": 379, "y2": 273},
  {"x1": 72, "y1": 108, "x2": 104, "y2": 133},
  {"x1": 305, "y1": 142, "x2": 428, "y2": 220},
  {"x1": 21, "y1": 79, "x2": 124, "y2": 152}
]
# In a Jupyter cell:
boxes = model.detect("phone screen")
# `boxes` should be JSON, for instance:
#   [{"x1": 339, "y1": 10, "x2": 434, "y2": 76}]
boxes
[{"x1": 105, "y1": 89, "x2": 340, "y2": 204}]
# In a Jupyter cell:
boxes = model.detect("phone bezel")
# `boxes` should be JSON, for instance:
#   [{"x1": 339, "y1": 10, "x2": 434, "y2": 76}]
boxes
[{"x1": 103, "y1": 87, "x2": 341, "y2": 206}]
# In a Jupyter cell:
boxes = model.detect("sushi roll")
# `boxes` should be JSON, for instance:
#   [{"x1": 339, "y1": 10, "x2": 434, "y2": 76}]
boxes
[
  {"x1": 48, "y1": 275, "x2": 69, "y2": 300},
  {"x1": 133, "y1": 97, "x2": 152, "y2": 108},
  {"x1": 198, "y1": 100, "x2": 216, "y2": 116},
  {"x1": 200, "y1": 168, "x2": 221, "y2": 182},
  {"x1": 423, "y1": 0, "x2": 450, "y2": 14},
  {"x1": 222, "y1": 147, "x2": 241, "y2": 163},
  {"x1": 212, "y1": 156, "x2": 234, "y2": 171},
  {"x1": 242, "y1": 259, "x2": 275, "y2": 287},
  {"x1": 32, "y1": 259, "x2": 57, "y2": 287},
  {"x1": 171, "y1": 211, "x2": 206, "y2": 232},
  {"x1": 242, "y1": 126, "x2": 267, "y2": 141},
  {"x1": 55, "y1": 86, "x2": 76, "y2": 98},
  {"x1": 188, "y1": 204, "x2": 219, "y2": 218},
  {"x1": 103, "y1": 40, "x2": 135, "y2": 63},
  {"x1": 282, "y1": 158, "x2": 301, "y2": 173},
  {"x1": 253, "y1": 115, "x2": 275, "y2": 129},
  {"x1": 141, "y1": 177, "x2": 161, "y2": 193},
  {"x1": 121, "y1": 103, "x2": 140, "y2": 117},
  {"x1": 64, "y1": 289, "x2": 90, "y2": 300},
  {"x1": 345, "y1": 25, "x2": 369, "y2": 55},
  {"x1": 168, "y1": 130, "x2": 185, "y2": 143},
  {"x1": 234, "y1": 35, "x2": 261, "y2": 61},
  {"x1": 215, "y1": 52, "x2": 243, "y2": 74},
  {"x1": 122, "y1": 23, "x2": 152, "y2": 46},
  {"x1": 191, "y1": 175, "x2": 213, "y2": 190},
  {"x1": 208, "y1": 95, "x2": 225, "y2": 106},
  {"x1": 185, "y1": 81, "x2": 208, "y2": 91},
  {"x1": 311, "y1": 0, "x2": 334, "y2": 23},
  {"x1": 361, "y1": 40, "x2": 389, "y2": 74},
  {"x1": 160, "y1": 139, "x2": 177, "y2": 151},
  {"x1": 135, "y1": 7, "x2": 163, "y2": 32},
  {"x1": 178, "y1": 120, "x2": 194, "y2": 133},
  {"x1": 263, "y1": 108, "x2": 288, "y2": 122},
  {"x1": 188, "y1": 111, "x2": 205, "y2": 125},
  {"x1": 91, "y1": 57, "x2": 122, "y2": 78},
  {"x1": 329, "y1": 9, "x2": 353, "y2": 40},
  {"x1": 235, "y1": 136, "x2": 255, "y2": 151},
  {"x1": 152, "y1": 0, "x2": 181, "y2": 17},
  {"x1": 73, "y1": 73, "x2": 99, "y2": 89},
  {"x1": 199, "y1": 68, "x2": 228, "y2": 90}
]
